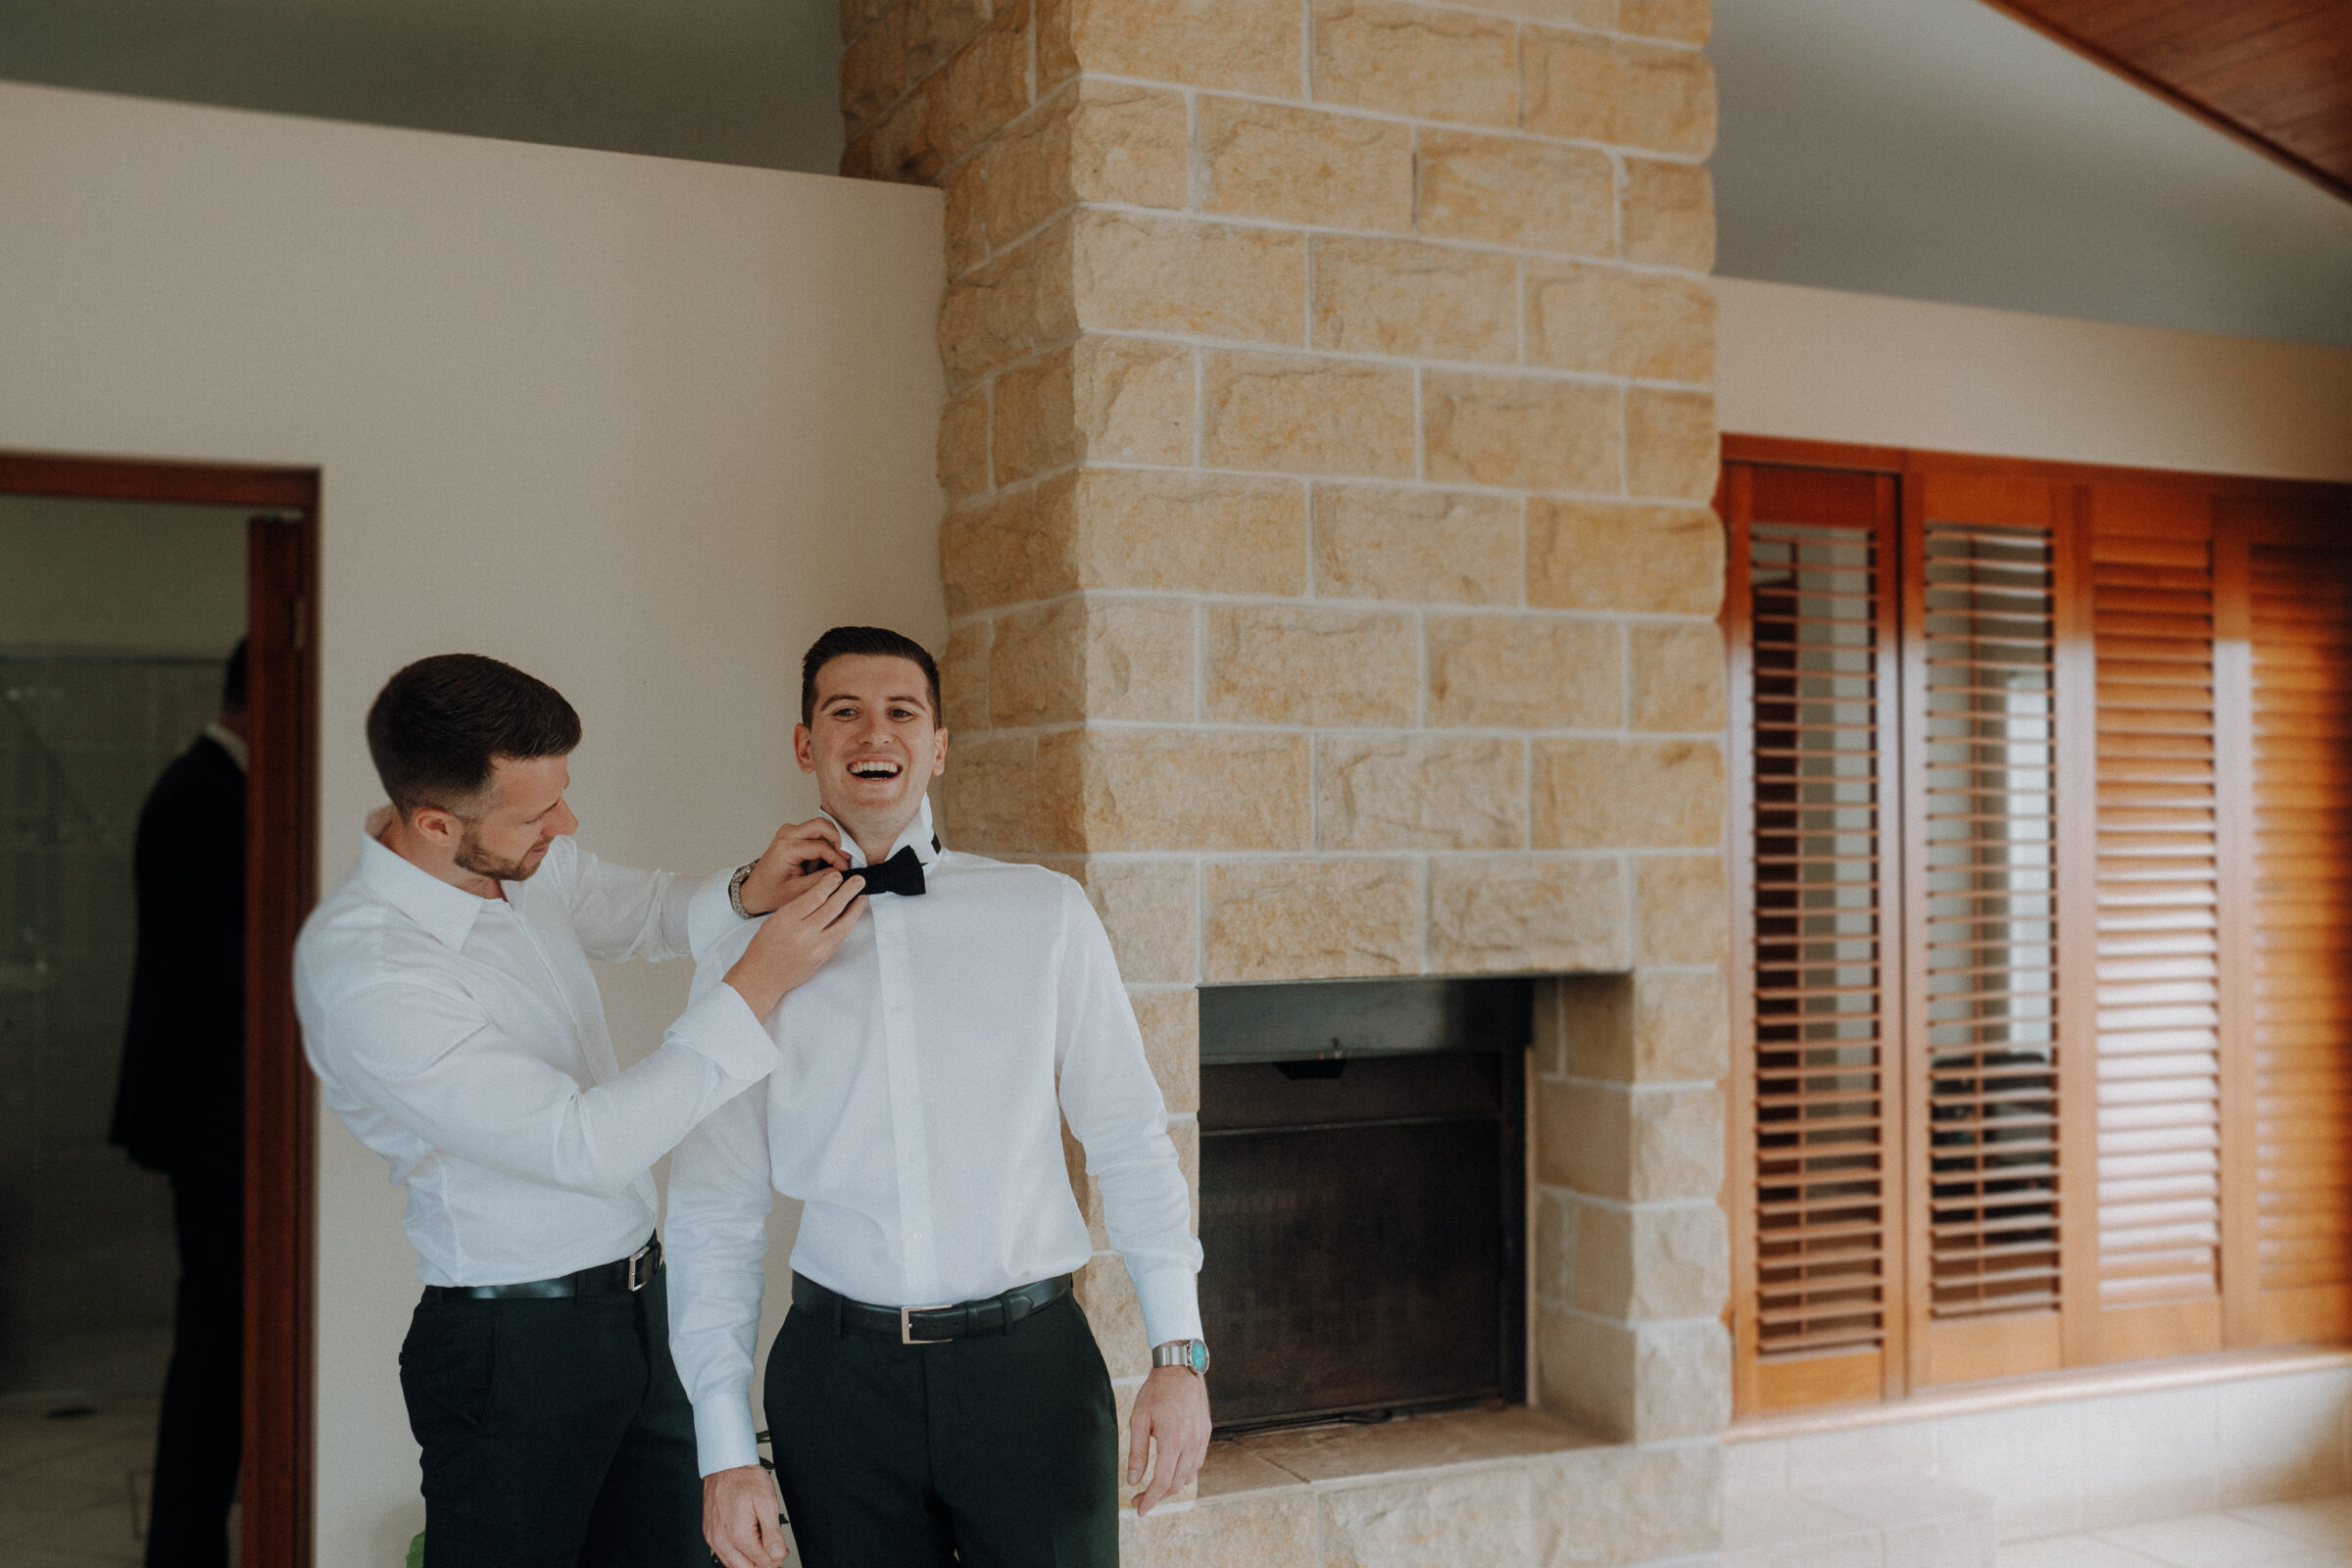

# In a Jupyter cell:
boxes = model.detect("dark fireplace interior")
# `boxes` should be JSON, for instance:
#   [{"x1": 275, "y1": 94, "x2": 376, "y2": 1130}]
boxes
[{"x1": 1198, "y1": 977, "x2": 1531, "y2": 1432}]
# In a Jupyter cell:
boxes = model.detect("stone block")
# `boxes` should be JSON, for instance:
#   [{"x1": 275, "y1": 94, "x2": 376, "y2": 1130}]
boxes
[
  {"x1": 1626, "y1": 388, "x2": 1717, "y2": 503},
  {"x1": 1552, "y1": 970, "x2": 1630, "y2": 1076},
  {"x1": 1537, "y1": 1310, "x2": 1730, "y2": 1443},
  {"x1": 1619, "y1": 0, "x2": 1711, "y2": 45},
  {"x1": 1533, "y1": 737, "x2": 1724, "y2": 849},
  {"x1": 939, "y1": 215, "x2": 1077, "y2": 385},
  {"x1": 995, "y1": 337, "x2": 1196, "y2": 484},
  {"x1": 1633, "y1": 854, "x2": 1728, "y2": 965},
  {"x1": 1622, "y1": 158, "x2": 1716, "y2": 272},
  {"x1": 1423, "y1": 372, "x2": 1620, "y2": 494},
  {"x1": 1075, "y1": 858, "x2": 1200, "y2": 983},
  {"x1": 932, "y1": 0, "x2": 1035, "y2": 174},
  {"x1": 1313, "y1": 485, "x2": 1522, "y2": 606},
  {"x1": 1527, "y1": 500, "x2": 1722, "y2": 615},
  {"x1": 1629, "y1": 620, "x2": 1725, "y2": 732},
  {"x1": 1531, "y1": 1439, "x2": 1722, "y2": 1566},
  {"x1": 1048, "y1": 728, "x2": 1311, "y2": 852},
  {"x1": 1312, "y1": 0, "x2": 1521, "y2": 128},
  {"x1": 903, "y1": 0, "x2": 993, "y2": 86},
  {"x1": 940, "y1": 731, "x2": 1042, "y2": 853},
  {"x1": 840, "y1": 1, "x2": 907, "y2": 142},
  {"x1": 942, "y1": 468, "x2": 1309, "y2": 613},
  {"x1": 1070, "y1": 81, "x2": 1193, "y2": 207},
  {"x1": 1035, "y1": 0, "x2": 1079, "y2": 90},
  {"x1": 1526, "y1": 262, "x2": 1716, "y2": 383},
  {"x1": 839, "y1": 0, "x2": 884, "y2": 47},
  {"x1": 1538, "y1": 1080, "x2": 1722, "y2": 1201},
  {"x1": 1119, "y1": 1491, "x2": 1318, "y2": 1567},
  {"x1": 939, "y1": 384, "x2": 992, "y2": 502},
  {"x1": 1534, "y1": 1185, "x2": 1576, "y2": 1307},
  {"x1": 1440, "y1": 0, "x2": 1608, "y2": 22},
  {"x1": 1203, "y1": 352, "x2": 1417, "y2": 478},
  {"x1": 1428, "y1": 857, "x2": 1629, "y2": 973},
  {"x1": 1063, "y1": 0, "x2": 1303, "y2": 96},
  {"x1": 941, "y1": 617, "x2": 992, "y2": 734},
  {"x1": 1129, "y1": 986, "x2": 1201, "y2": 1113},
  {"x1": 1426, "y1": 612, "x2": 1621, "y2": 729},
  {"x1": 1075, "y1": 1253, "x2": 1152, "y2": 1379},
  {"x1": 990, "y1": 595, "x2": 1194, "y2": 727},
  {"x1": 1203, "y1": 858, "x2": 1421, "y2": 981},
  {"x1": 1572, "y1": 1200, "x2": 1729, "y2": 1322},
  {"x1": 1414, "y1": 130, "x2": 1614, "y2": 257},
  {"x1": 1522, "y1": 27, "x2": 1717, "y2": 158},
  {"x1": 1205, "y1": 605, "x2": 1420, "y2": 725},
  {"x1": 1073, "y1": 210, "x2": 1305, "y2": 347},
  {"x1": 1315, "y1": 734, "x2": 1526, "y2": 851},
  {"x1": 1199, "y1": 97, "x2": 1414, "y2": 231},
  {"x1": 1316, "y1": 1467, "x2": 1534, "y2": 1567},
  {"x1": 1311, "y1": 237, "x2": 1518, "y2": 363},
  {"x1": 946, "y1": 82, "x2": 1192, "y2": 274}
]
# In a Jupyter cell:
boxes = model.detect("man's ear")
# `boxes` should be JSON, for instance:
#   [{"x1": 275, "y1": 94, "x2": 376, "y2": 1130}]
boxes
[
  {"x1": 930, "y1": 728, "x2": 949, "y2": 777},
  {"x1": 792, "y1": 723, "x2": 816, "y2": 775},
  {"x1": 409, "y1": 805, "x2": 462, "y2": 848}
]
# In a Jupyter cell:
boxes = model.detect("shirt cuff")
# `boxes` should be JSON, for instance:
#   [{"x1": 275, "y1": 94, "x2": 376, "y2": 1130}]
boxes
[
  {"x1": 686, "y1": 867, "x2": 747, "y2": 959},
  {"x1": 671, "y1": 980, "x2": 779, "y2": 1085},
  {"x1": 1131, "y1": 1264, "x2": 1203, "y2": 1351},
  {"x1": 692, "y1": 1386, "x2": 763, "y2": 1477}
]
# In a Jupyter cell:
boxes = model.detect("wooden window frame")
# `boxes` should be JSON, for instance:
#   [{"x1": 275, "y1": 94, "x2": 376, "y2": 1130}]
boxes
[
  {"x1": 0, "y1": 450, "x2": 318, "y2": 1568},
  {"x1": 1723, "y1": 433, "x2": 2352, "y2": 1417}
]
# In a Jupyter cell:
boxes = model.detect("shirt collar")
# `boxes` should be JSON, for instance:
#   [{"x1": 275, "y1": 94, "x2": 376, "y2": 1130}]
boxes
[
  {"x1": 820, "y1": 796, "x2": 939, "y2": 871},
  {"x1": 202, "y1": 721, "x2": 248, "y2": 773},
  {"x1": 355, "y1": 824, "x2": 499, "y2": 950}
]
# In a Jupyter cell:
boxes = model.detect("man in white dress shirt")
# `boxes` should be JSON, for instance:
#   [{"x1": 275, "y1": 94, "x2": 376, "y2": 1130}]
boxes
[
  {"x1": 670, "y1": 625, "x2": 1213, "y2": 1568},
  {"x1": 295, "y1": 654, "x2": 869, "y2": 1567}
]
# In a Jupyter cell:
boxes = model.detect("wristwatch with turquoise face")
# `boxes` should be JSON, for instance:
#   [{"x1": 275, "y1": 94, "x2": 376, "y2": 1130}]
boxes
[{"x1": 1152, "y1": 1339, "x2": 1210, "y2": 1376}]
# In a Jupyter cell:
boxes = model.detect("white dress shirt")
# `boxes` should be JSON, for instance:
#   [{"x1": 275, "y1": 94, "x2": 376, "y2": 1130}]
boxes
[
  {"x1": 295, "y1": 827, "x2": 776, "y2": 1287},
  {"x1": 666, "y1": 799, "x2": 1201, "y2": 1475}
]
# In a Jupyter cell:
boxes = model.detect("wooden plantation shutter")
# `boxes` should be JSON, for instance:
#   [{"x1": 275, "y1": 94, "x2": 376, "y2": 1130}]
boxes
[
  {"x1": 2233, "y1": 505, "x2": 2352, "y2": 1346},
  {"x1": 1902, "y1": 472, "x2": 2074, "y2": 1387},
  {"x1": 1725, "y1": 464, "x2": 1905, "y2": 1411},
  {"x1": 1724, "y1": 441, "x2": 2352, "y2": 1417}
]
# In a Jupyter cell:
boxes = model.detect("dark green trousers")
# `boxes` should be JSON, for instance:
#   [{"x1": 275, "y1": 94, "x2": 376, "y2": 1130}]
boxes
[
  {"x1": 765, "y1": 1287, "x2": 1120, "y2": 1568},
  {"x1": 398, "y1": 1267, "x2": 703, "y2": 1568}
]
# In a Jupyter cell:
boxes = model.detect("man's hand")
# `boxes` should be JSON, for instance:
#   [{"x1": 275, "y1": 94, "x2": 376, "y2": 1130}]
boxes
[
  {"x1": 722, "y1": 871, "x2": 864, "y2": 1016},
  {"x1": 704, "y1": 1464, "x2": 789, "y2": 1568},
  {"x1": 1126, "y1": 1363, "x2": 1211, "y2": 1516},
  {"x1": 737, "y1": 817, "x2": 852, "y2": 917}
]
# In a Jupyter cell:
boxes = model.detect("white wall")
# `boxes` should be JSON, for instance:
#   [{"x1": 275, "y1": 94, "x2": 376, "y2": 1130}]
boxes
[
  {"x1": 0, "y1": 80, "x2": 945, "y2": 1564},
  {"x1": 1717, "y1": 276, "x2": 2352, "y2": 482}
]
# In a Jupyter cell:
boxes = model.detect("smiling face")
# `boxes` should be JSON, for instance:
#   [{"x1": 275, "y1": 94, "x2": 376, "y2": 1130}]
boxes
[{"x1": 794, "y1": 653, "x2": 948, "y2": 856}]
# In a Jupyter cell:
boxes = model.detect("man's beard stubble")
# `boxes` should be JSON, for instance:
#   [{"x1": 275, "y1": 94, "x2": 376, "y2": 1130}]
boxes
[{"x1": 455, "y1": 823, "x2": 543, "y2": 884}]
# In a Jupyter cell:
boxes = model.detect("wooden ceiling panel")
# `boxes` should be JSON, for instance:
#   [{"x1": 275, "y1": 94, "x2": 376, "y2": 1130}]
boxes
[{"x1": 1984, "y1": 0, "x2": 2352, "y2": 202}]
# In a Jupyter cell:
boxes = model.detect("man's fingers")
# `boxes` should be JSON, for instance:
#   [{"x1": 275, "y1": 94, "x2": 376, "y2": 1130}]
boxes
[
  {"x1": 815, "y1": 879, "x2": 866, "y2": 928},
  {"x1": 1127, "y1": 1412, "x2": 1152, "y2": 1486},
  {"x1": 783, "y1": 869, "x2": 846, "y2": 917}
]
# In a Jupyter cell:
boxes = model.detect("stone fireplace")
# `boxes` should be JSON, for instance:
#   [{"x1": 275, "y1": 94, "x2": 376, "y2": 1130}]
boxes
[{"x1": 839, "y1": 0, "x2": 1733, "y2": 1557}]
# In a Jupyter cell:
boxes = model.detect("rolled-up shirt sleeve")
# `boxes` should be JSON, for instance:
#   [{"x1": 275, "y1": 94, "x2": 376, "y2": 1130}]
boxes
[
  {"x1": 323, "y1": 974, "x2": 776, "y2": 1197},
  {"x1": 665, "y1": 1070, "x2": 775, "y2": 1476},
  {"x1": 1052, "y1": 883, "x2": 1202, "y2": 1349}
]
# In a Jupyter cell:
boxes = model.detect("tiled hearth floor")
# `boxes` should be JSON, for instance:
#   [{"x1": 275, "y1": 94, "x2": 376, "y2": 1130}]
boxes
[
  {"x1": 2003, "y1": 1497, "x2": 2352, "y2": 1566},
  {"x1": 0, "y1": 1396, "x2": 156, "y2": 1565}
]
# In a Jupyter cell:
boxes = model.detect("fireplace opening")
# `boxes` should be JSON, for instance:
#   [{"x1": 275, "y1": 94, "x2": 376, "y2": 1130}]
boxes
[{"x1": 1198, "y1": 977, "x2": 1531, "y2": 1433}]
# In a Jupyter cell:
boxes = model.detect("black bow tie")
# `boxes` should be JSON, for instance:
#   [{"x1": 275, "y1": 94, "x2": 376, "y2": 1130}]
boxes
[{"x1": 805, "y1": 842, "x2": 927, "y2": 898}]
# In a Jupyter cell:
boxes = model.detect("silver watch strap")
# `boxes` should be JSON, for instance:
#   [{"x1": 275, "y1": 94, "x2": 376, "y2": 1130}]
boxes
[{"x1": 727, "y1": 860, "x2": 759, "y2": 920}]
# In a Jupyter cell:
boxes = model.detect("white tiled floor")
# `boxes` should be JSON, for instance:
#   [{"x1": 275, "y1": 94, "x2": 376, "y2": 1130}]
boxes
[
  {"x1": 0, "y1": 1396, "x2": 156, "y2": 1566},
  {"x1": 2003, "y1": 1496, "x2": 2352, "y2": 1567}
]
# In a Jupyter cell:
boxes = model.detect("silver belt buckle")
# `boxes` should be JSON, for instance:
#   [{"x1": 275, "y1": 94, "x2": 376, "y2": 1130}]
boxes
[
  {"x1": 626, "y1": 1244, "x2": 653, "y2": 1293},
  {"x1": 900, "y1": 1303, "x2": 952, "y2": 1346}
]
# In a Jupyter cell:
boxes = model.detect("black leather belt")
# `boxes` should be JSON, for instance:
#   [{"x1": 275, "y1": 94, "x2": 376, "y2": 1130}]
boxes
[
  {"x1": 424, "y1": 1237, "x2": 661, "y2": 1301},
  {"x1": 792, "y1": 1270, "x2": 1072, "y2": 1345}
]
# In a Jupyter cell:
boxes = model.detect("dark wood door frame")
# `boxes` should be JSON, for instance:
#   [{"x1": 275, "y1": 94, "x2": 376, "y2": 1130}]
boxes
[{"x1": 0, "y1": 450, "x2": 318, "y2": 1568}]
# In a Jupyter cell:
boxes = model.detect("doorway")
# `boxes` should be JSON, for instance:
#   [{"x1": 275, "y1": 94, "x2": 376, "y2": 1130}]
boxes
[{"x1": 0, "y1": 452, "x2": 316, "y2": 1568}]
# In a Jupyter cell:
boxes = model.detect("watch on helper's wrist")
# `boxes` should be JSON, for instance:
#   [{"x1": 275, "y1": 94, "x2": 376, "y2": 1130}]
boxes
[
  {"x1": 727, "y1": 860, "x2": 760, "y2": 920},
  {"x1": 1152, "y1": 1339, "x2": 1209, "y2": 1376}
]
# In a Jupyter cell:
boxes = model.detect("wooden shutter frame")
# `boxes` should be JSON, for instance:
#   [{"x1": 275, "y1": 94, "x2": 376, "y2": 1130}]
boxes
[{"x1": 1723, "y1": 435, "x2": 2352, "y2": 1419}]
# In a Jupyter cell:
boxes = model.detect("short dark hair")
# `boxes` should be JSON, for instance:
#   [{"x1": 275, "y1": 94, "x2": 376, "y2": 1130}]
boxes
[
  {"x1": 366, "y1": 654, "x2": 581, "y2": 815},
  {"x1": 220, "y1": 638, "x2": 249, "y2": 713},
  {"x1": 801, "y1": 626, "x2": 941, "y2": 726}
]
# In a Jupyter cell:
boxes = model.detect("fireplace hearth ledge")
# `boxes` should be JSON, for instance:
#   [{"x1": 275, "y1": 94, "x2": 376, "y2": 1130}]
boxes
[{"x1": 1200, "y1": 1404, "x2": 1602, "y2": 1496}]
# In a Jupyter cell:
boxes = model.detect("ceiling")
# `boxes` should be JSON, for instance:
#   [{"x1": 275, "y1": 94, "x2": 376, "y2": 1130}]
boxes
[
  {"x1": 1987, "y1": 0, "x2": 2352, "y2": 202},
  {"x1": 1711, "y1": 0, "x2": 2352, "y2": 347}
]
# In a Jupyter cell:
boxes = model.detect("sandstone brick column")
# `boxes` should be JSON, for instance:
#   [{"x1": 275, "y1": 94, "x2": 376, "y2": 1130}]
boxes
[{"x1": 842, "y1": 0, "x2": 1731, "y2": 1552}]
